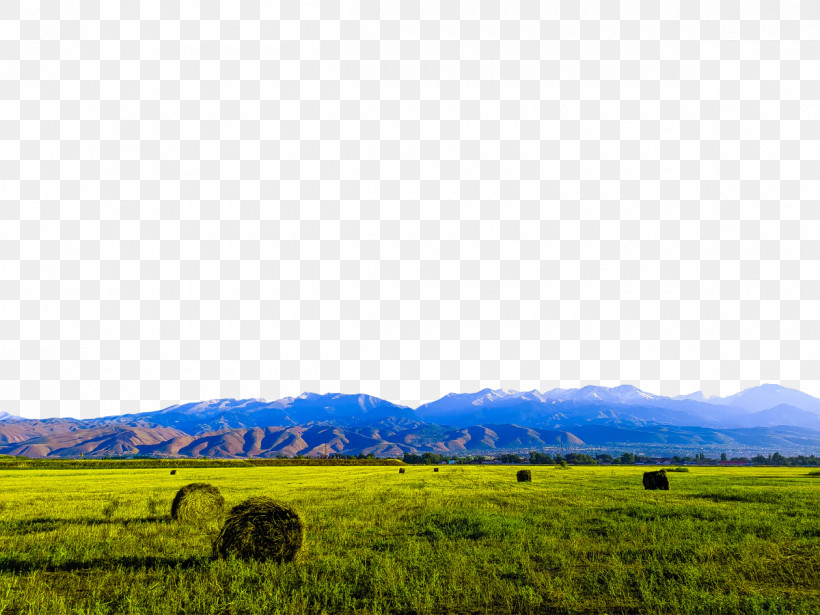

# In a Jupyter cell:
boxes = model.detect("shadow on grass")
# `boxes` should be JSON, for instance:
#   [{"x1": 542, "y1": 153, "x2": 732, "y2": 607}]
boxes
[
  {"x1": 600, "y1": 504, "x2": 723, "y2": 522},
  {"x1": 416, "y1": 510, "x2": 526, "y2": 541},
  {"x1": 684, "y1": 491, "x2": 785, "y2": 504},
  {"x1": 0, "y1": 555, "x2": 206, "y2": 573},
  {"x1": 0, "y1": 516, "x2": 173, "y2": 534}
]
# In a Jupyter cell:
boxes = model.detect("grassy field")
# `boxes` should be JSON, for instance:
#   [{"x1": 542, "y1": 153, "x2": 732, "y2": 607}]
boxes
[{"x1": 0, "y1": 465, "x2": 817, "y2": 615}]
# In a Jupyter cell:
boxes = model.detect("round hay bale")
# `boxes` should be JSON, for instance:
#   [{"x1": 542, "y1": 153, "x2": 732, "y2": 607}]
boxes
[
  {"x1": 517, "y1": 469, "x2": 532, "y2": 482},
  {"x1": 212, "y1": 497, "x2": 303, "y2": 563},
  {"x1": 642, "y1": 470, "x2": 669, "y2": 490},
  {"x1": 171, "y1": 483, "x2": 225, "y2": 523},
  {"x1": 434, "y1": 467, "x2": 439, "y2": 472},
  {"x1": 170, "y1": 469, "x2": 177, "y2": 475},
  {"x1": 399, "y1": 468, "x2": 406, "y2": 474}
]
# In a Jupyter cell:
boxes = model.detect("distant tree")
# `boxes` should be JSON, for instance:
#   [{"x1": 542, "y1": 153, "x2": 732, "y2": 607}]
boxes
[
  {"x1": 529, "y1": 451, "x2": 554, "y2": 465},
  {"x1": 720, "y1": 453, "x2": 727, "y2": 461},
  {"x1": 497, "y1": 453, "x2": 522, "y2": 464},
  {"x1": 770, "y1": 452, "x2": 787, "y2": 465},
  {"x1": 566, "y1": 453, "x2": 597, "y2": 465}
]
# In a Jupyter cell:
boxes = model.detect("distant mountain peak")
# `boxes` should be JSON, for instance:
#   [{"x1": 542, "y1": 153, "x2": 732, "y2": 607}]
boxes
[
  {"x1": 673, "y1": 391, "x2": 709, "y2": 402},
  {"x1": 542, "y1": 384, "x2": 658, "y2": 404},
  {"x1": 757, "y1": 383, "x2": 790, "y2": 390},
  {"x1": 713, "y1": 384, "x2": 820, "y2": 414},
  {"x1": 611, "y1": 384, "x2": 655, "y2": 396},
  {"x1": 440, "y1": 388, "x2": 518, "y2": 399},
  {"x1": 464, "y1": 389, "x2": 526, "y2": 406}
]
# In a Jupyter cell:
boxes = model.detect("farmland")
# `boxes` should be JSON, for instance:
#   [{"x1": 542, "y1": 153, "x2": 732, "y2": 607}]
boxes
[{"x1": 0, "y1": 465, "x2": 817, "y2": 614}]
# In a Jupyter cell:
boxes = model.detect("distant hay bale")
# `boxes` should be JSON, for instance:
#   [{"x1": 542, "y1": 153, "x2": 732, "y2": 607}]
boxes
[
  {"x1": 517, "y1": 469, "x2": 532, "y2": 482},
  {"x1": 643, "y1": 470, "x2": 670, "y2": 490},
  {"x1": 170, "y1": 470, "x2": 177, "y2": 475},
  {"x1": 212, "y1": 497, "x2": 304, "y2": 563},
  {"x1": 171, "y1": 483, "x2": 225, "y2": 522},
  {"x1": 434, "y1": 467, "x2": 439, "y2": 472},
  {"x1": 399, "y1": 468, "x2": 406, "y2": 474}
]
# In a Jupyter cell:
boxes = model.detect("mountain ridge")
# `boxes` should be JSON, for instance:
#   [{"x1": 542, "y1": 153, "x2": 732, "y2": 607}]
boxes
[{"x1": 2, "y1": 385, "x2": 819, "y2": 458}]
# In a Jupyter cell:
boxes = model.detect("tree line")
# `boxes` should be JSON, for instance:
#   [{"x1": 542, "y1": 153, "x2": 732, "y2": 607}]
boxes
[{"x1": 401, "y1": 451, "x2": 820, "y2": 466}]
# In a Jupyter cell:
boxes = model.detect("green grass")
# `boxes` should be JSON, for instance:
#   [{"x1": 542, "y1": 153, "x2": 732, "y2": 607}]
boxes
[
  {"x1": 0, "y1": 458, "x2": 403, "y2": 470},
  {"x1": 0, "y1": 465, "x2": 817, "y2": 614}
]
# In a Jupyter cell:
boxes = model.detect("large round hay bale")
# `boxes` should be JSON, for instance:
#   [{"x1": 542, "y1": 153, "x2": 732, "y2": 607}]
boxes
[
  {"x1": 643, "y1": 470, "x2": 669, "y2": 490},
  {"x1": 212, "y1": 497, "x2": 303, "y2": 563},
  {"x1": 517, "y1": 469, "x2": 532, "y2": 482},
  {"x1": 399, "y1": 468, "x2": 406, "y2": 474},
  {"x1": 170, "y1": 469, "x2": 177, "y2": 475},
  {"x1": 171, "y1": 483, "x2": 225, "y2": 522},
  {"x1": 434, "y1": 467, "x2": 439, "y2": 472}
]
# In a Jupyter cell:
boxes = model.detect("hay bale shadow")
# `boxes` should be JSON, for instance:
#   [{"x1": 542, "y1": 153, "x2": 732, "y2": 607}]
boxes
[
  {"x1": 0, "y1": 555, "x2": 204, "y2": 574},
  {"x1": 1, "y1": 517, "x2": 172, "y2": 535}
]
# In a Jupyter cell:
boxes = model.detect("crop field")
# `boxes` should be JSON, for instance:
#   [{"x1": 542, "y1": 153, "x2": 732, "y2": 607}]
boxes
[{"x1": 0, "y1": 465, "x2": 817, "y2": 615}]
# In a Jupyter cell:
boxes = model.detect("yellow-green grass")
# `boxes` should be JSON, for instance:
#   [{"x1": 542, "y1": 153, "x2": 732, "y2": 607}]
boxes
[{"x1": 0, "y1": 465, "x2": 817, "y2": 614}]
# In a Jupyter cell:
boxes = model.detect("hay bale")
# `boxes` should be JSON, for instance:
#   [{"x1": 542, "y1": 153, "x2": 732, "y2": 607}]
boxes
[
  {"x1": 170, "y1": 470, "x2": 177, "y2": 475},
  {"x1": 517, "y1": 469, "x2": 532, "y2": 482},
  {"x1": 399, "y1": 468, "x2": 406, "y2": 474},
  {"x1": 434, "y1": 467, "x2": 439, "y2": 472},
  {"x1": 643, "y1": 470, "x2": 669, "y2": 490},
  {"x1": 171, "y1": 483, "x2": 225, "y2": 522},
  {"x1": 212, "y1": 497, "x2": 303, "y2": 563}
]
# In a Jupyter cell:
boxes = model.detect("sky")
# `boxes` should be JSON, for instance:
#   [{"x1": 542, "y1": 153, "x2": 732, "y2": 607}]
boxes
[{"x1": 1, "y1": 1, "x2": 819, "y2": 418}]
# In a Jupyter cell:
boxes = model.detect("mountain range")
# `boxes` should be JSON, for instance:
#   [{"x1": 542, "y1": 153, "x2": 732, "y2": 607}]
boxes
[{"x1": 1, "y1": 385, "x2": 819, "y2": 458}]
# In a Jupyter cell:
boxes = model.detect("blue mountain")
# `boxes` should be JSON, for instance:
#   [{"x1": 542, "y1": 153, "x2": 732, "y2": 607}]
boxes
[
  {"x1": 415, "y1": 384, "x2": 820, "y2": 429},
  {"x1": 705, "y1": 383, "x2": 820, "y2": 414},
  {"x1": 2, "y1": 385, "x2": 820, "y2": 458},
  {"x1": 109, "y1": 393, "x2": 418, "y2": 435}
]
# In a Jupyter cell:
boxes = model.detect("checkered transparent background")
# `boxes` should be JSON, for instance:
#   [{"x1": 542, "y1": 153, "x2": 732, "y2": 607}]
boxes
[{"x1": 1, "y1": 1, "x2": 819, "y2": 418}]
